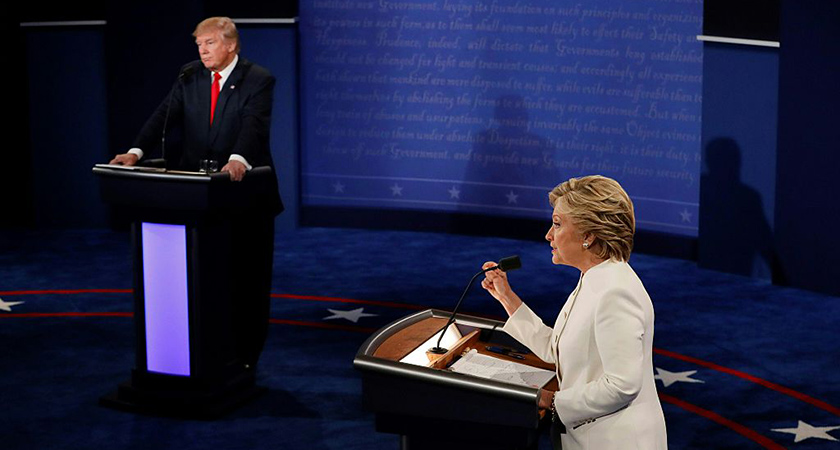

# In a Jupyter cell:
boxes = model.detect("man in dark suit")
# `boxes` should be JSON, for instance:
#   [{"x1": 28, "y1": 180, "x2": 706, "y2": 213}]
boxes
[
  {"x1": 111, "y1": 16, "x2": 274, "y2": 181},
  {"x1": 111, "y1": 17, "x2": 281, "y2": 370}
]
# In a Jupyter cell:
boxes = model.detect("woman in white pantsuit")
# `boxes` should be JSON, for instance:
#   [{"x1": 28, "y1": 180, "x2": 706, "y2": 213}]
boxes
[{"x1": 482, "y1": 175, "x2": 667, "y2": 450}]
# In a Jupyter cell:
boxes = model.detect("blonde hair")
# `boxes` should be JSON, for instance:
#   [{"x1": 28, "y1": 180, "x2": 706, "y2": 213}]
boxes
[
  {"x1": 549, "y1": 175, "x2": 635, "y2": 262},
  {"x1": 193, "y1": 17, "x2": 240, "y2": 53}
]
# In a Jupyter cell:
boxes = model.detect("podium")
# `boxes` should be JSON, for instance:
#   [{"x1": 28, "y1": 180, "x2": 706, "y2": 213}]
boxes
[
  {"x1": 354, "y1": 309, "x2": 558, "y2": 450},
  {"x1": 92, "y1": 164, "x2": 280, "y2": 418}
]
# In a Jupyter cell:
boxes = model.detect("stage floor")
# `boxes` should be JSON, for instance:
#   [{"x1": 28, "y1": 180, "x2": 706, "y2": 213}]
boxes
[{"x1": 1, "y1": 227, "x2": 838, "y2": 449}]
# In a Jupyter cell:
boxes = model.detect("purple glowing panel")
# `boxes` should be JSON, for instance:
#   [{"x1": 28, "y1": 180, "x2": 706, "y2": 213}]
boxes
[{"x1": 141, "y1": 222, "x2": 190, "y2": 376}]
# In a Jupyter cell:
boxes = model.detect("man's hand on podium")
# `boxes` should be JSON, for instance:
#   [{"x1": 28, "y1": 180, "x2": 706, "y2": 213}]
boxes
[
  {"x1": 222, "y1": 160, "x2": 246, "y2": 182},
  {"x1": 110, "y1": 153, "x2": 139, "y2": 166}
]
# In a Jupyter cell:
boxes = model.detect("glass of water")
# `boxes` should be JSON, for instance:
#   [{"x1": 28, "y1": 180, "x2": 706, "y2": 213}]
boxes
[{"x1": 199, "y1": 159, "x2": 219, "y2": 174}]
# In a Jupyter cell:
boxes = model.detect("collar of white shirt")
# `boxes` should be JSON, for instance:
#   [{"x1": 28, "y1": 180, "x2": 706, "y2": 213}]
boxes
[{"x1": 213, "y1": 54, "x2": 239, "y2": 90}]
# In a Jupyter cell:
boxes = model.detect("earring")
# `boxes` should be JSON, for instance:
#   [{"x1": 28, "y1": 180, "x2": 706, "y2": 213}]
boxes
[{"x1": 583, "y1": 242, "x2": 590, "y2": 248}]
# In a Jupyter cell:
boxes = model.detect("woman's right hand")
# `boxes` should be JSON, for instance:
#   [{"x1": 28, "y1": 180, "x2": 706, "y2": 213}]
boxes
[{"x1": 481, "y1": 261, "x2": 522, "y2": 316}]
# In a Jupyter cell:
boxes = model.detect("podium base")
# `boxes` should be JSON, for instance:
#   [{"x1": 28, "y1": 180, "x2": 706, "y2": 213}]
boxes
[
  {"x1": 99, "y1": 368, "x2": 265, "y2": 419},
  {"x1": 377, "y1": 413, "x2": 542, "y2": 450}
]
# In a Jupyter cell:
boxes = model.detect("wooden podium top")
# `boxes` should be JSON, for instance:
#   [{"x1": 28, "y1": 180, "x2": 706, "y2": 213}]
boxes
[
  {"x1": 370, "y1": 314, "x2": 558, "y2": 390},
  {"x1": 372, "y1": 316, "x2": 448, "y2": 361},
  {"x1": 355, "y1": 309, "x2": 556, "y2": 429}
]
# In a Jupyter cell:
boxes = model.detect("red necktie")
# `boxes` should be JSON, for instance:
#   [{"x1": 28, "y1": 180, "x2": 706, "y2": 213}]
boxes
[{"x1": 210, "y1": 72, "x2": 222, "y2": 124}]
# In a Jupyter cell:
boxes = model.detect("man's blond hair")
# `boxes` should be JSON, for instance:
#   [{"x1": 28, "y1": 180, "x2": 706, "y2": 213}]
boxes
[{"x1": 193, "y1": 17, "x2": 240, "y2": 53}]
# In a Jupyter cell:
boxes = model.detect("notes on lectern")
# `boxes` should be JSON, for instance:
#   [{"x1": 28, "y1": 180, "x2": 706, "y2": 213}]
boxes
[
  {"x1": 95, "y1": 163, "x2": 142, "y2": 171},
  {"x1": 450, "y1": 349, "x2": 554, "y2": 389},
  {"x1": 94, "y1": 164, "x2": 166, "y2": 173}
]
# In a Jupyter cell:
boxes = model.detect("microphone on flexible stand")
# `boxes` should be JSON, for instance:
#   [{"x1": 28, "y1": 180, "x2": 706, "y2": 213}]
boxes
[
  {"x1": 160, "y1": 65, "x2": 196, "y2": 166},
  {"x1": 428, "y1": 255, "x2": 522, "y2": 355}
]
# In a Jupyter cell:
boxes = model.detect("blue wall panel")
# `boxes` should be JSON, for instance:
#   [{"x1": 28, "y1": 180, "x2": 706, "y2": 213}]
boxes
[
  {"x1": 775, "y1": 1, "x2": 840, "y2": 296},
  {"x1": 698, "y1": 43, "x2": 778, "y2": 280},
  {"x1": 240, "y1": 27, "x2": 300, "y2": 232},
  {"x1": 26, "y1": 29, "x2": 108, "y2": 228}
]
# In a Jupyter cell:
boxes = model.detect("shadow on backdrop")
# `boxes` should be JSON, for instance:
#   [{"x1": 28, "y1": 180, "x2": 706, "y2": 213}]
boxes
[
  {"x1": 457, "y1": 94, "x2": 551, "y2": 223},
  {"x1": 699, "y1": 137, "x2": 784, "y2": 282}
]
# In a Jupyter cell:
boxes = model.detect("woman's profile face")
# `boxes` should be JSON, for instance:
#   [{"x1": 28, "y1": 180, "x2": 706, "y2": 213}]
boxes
[{"x1": 545, "y1": 201, "x2": 585, "y2": 268}]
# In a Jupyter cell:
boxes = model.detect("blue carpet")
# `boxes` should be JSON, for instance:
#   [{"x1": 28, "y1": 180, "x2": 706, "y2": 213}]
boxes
[{"x1": 1, "y1": 227, "x2": 839, "y2": 449}]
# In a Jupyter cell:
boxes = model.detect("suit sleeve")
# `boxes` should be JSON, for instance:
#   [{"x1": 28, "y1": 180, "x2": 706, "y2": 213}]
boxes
[
  {"x1": 555, "y1": 287, "x2": 646, "y2": 426},
  {"x1": 502, "y1": 303, "x2": 557, "y2": 364},
  {"x1": 132, "y1": 81, "x2": 184, "y2": 156},
  {"x1": 230, "y1": 72, "x2": 276, "y2": 166}
]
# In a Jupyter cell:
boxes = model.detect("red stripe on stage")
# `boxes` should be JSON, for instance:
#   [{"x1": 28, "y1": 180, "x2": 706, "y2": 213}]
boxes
[
  {"x1": 0, "y1": 289, "x2": 132, "y2": 296},
  {"x1": 0, "y1": 289, "x2": 423, "y2": 310},
  {"x1": 0, "y1": 312, "x2": 133, "y2": 318},
  {"x1": 269, "y1": 318, "x2": 376, "y2": 333},
  {"x1": 271, "y1": 293, "x2": 425, "y2": 310},
  {"x1": 659, "y1": 393, "x2": 788, "y2": 450},
  {"x1": 0, "y1": 313, "x2": 375, "y2": 334},
  {"x1": 3, "y1": 287, "x2": 837, "y2": 420},
  {"x1": 273, "y1": 294, "x2": 503, "y2": 321},
  {"x1": 654, "y1": 348, "x2": 840, "y2": 418}
]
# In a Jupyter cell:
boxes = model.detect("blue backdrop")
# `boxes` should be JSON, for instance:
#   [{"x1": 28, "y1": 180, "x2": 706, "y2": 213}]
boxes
[{"x1": 299, "y1": 0, "x2": 703, "y2": 236}]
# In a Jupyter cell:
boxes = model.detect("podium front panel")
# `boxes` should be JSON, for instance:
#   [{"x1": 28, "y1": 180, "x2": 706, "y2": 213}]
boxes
[{"x1": 141, "y1": 222, "x2": 191, "y2": 376}]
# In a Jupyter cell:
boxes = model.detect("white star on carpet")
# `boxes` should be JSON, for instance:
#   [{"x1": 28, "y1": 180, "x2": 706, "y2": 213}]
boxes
[
  {"x1": 332, "y1": 181, "x2": 345, "y2": 193},
  {"x1": 654, "y1": 367, "x2": 705, "y2": 387},
  {"x1": 0, "y1": 298, "x2": 25, "y2": 312},
  {"x1": 324, "y1": 307, "x2": 377, "y2": 323},
  {"x1": 448, "y1": 186, "x2": 461, "y2": 199},
  {"x1": 506, "y1": 190, "x2": 519, "y2": 204},
  {"x1": 390, "y1": 183, "x2": 403, "y2": 196},
  {"x1": 772, "y1": 421, "x2": 840, "y2": 443},
  {"x1": 680, "y1": 209, "x2": 692, "y2": 223}
]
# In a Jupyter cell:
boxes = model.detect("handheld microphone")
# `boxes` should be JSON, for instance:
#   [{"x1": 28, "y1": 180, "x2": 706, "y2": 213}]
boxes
[
  {"x1": 496, "y1": 255, "x2": 522, "y2": 272},
  {"x1": 161, "y1": 66, "x2": 196, "y2": 166},
  {"x1": 428, "y1": 255, "x2": 522, "y2": 355}
]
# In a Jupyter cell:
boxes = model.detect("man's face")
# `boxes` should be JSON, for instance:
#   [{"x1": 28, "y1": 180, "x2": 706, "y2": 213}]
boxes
[{"x1": 196, "y1": 31, "x2": 236, "y2": 72}]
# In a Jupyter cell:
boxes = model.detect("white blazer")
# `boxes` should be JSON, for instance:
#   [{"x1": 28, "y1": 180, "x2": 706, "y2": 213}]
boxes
[{"x1": 503, "y1": 259, "x2": 667, "y2": 450}]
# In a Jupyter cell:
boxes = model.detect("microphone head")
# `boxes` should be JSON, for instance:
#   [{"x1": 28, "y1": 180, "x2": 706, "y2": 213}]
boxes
[
  {"x1": 179, "y1": 66, "x2": 197, "y2": 80},
  {"x1": 498, "y1": 255, "x2": 522, "y2": 272}
]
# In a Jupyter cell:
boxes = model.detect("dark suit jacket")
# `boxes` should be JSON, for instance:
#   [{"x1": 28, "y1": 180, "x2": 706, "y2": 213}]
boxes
[{"x1": 134, "y1": 57, "x2": 283, "y2": 214}]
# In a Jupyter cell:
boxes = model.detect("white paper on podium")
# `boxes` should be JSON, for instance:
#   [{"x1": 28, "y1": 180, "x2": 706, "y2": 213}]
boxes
[
  {"x1": 94, "y1": 164, "x2": 166, "y2": 173},
  {"x1": 449, "y1": 349, "x2": 555, "y2": 388},
  {"x1": 95, "y1": 163, "x2": 142, "y2": 171}
]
